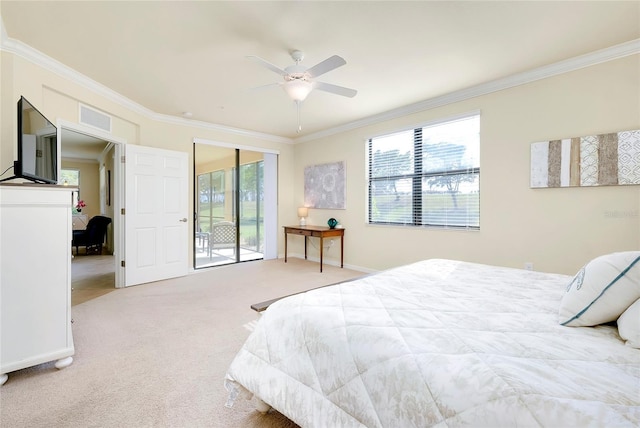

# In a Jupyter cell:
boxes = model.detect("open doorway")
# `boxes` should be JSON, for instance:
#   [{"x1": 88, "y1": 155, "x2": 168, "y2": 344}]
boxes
[{"x1": 60, "y1": 126, "x2": 118, "y2": 304}]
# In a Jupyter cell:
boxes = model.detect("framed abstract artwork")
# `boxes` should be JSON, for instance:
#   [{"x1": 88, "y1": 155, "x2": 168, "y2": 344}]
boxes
[
  {"x1": 304, "y1": 161, "x2": 346, "y2": 209},
  {"x1": 531, "y1": 129, "x2": 640, "y2": 188}
]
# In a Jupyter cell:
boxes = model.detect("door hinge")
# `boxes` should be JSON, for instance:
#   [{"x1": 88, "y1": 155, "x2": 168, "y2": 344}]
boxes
[
  {"x1": 121, "y1": 208, "x2": 125, "y2": 215},
  {"x1": 121, "y1": 260, "x2": 125, "y2": 267},
  {"x1": 121, "y1": 155, "x2": 126, "y2": 163}
]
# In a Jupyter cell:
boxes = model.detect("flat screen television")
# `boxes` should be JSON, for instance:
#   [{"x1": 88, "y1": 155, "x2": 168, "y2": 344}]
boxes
[{"x1": 0, "y1": 96, "x2": 58, "y2": 184}]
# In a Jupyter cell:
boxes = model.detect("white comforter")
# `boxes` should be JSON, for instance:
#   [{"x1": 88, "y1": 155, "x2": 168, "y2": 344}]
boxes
[{"x1": 226, "y1": 259, "x2": 640, "y2": 427}]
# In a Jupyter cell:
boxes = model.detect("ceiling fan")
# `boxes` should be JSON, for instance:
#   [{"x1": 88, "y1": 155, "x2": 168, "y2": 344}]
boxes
[{"x1": 247, "y1": 50, "x2": 357, "y2": 133}]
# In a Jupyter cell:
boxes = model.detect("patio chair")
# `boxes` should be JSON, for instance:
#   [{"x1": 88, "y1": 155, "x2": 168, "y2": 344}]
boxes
[{"x1": 210, "y1": 221, "x2": 236, "y2": 252}]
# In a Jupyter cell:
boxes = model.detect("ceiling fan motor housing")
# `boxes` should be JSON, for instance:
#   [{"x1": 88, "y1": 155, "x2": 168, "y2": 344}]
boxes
[
  {"x1": 284, "y1": 65, "x2": 309, "y2": 81},
  {"x1": 291, "y1": 50, "x2": 305, "y2": 63}
]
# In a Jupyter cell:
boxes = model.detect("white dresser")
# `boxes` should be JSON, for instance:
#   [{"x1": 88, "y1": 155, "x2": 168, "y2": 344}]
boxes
[{"x1": 0, "y1": 184, "x2": 75, "y2": 385}]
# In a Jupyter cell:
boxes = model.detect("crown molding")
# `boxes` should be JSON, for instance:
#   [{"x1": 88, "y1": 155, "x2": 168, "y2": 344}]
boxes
[
  {"x1": 295, "y1": 38, "x2": 640, "y2": 144},
  {"x1": 193, "y1": 137, "x2": 280, "y2": 155},
  {"x1": 61, "y1": 156, "x2": 100, "y2": 164},
  {"x1": 155, "y1": 112, "x2": 292, "y2": 144},
  {"x1": 0, "y1": 18, "x2": 292, "y2": 145},
  {"x1": 2, "y1": 12, "x2": 636, "y2": 146}
]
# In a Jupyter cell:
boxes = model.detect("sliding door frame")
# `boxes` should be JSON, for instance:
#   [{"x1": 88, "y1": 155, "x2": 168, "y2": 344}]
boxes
[{"x1": 193, "y1": 138, "x2": 279, "y2": 269}]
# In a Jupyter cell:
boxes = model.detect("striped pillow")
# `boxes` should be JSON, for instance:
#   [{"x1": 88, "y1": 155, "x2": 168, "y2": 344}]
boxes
[{"x1": 559, "y1": 251, "x2": 640, "y2": 327}]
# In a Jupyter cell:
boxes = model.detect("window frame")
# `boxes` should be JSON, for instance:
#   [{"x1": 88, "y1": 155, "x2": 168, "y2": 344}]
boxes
[
  {"x1": 367, "y1": 113, "x2": 480, "y2": 229},
  {"x1": 61, "y1": 168, "x2": 81, "y2": 209}
]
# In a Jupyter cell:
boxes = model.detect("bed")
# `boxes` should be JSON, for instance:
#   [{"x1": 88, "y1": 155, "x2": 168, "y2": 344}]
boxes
[{"x1": 225, "y1": 255, "x2": 640, "y2": 427}]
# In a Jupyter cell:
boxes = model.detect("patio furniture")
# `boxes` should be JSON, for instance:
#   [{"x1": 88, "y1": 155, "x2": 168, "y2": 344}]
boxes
[
  {"x1": 196, "y1": 230, "x2": 210, "y2": 253},
  {"x1": 210, "y1": 221, "x2": 236, "y2": 252}
]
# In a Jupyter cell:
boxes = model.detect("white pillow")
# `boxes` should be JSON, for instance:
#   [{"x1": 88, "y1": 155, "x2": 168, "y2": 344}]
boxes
[
  {"x1": 559, "y1": 251, "x2": 640, "y2": 327},
  {"x1": 618, "y1": 298, "x2": 640, "y2": 348}
]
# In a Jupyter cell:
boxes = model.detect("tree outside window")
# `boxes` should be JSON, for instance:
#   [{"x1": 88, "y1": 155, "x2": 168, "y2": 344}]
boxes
[
  {"x1": 61, "y1": 169, "x2": 81, "y2": 212},
  {"x1": 367, "y1": 115, "x2": 480, "y2": 228}
]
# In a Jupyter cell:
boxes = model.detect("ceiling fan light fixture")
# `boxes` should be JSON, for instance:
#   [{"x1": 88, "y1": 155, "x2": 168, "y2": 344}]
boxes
[
  {"x1": 248, "y1": 50, "x2": 356, "y2": 132},
  {"x1": 283, "y1": 80, "x2": 312, "y2": 102}
]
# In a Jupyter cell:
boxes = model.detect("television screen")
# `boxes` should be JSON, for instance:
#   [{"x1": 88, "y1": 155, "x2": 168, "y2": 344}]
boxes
[{"x1": 17, "y1": 96, "x2": 58, "y2": 184}]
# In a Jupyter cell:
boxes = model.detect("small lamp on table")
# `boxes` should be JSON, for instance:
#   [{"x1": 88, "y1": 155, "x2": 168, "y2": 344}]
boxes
[{"x1": 297, "y1": 207, "x2": 308, "y2": 226}]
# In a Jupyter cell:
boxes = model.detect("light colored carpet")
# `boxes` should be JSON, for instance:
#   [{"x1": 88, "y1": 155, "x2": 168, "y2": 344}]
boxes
[
  {"x1": 71, "y1": 254, "x2": 116, "y2": 306},
  {"x1": 0, "y1": 258, "x2": 364, "y2": 427}
]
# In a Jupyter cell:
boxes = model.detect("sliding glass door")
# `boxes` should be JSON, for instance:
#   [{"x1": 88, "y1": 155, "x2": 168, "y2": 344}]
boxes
[
  {"x1": 194, "y1": 144, "x2": 267, "y2": 269},
  {"x1": 237, "y1": 152, "x2": 264, "y2": 257}
]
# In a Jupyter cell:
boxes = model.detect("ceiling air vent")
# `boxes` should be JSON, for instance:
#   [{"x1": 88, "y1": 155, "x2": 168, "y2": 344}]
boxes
[{"x1": 79, "y1": 104, "x2": 112, "y2": 133}]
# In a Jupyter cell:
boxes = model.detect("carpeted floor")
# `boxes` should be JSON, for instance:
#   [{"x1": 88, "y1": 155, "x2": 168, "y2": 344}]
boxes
[
  {"x1": 0, "y1": 258, "x2": 364, "y2": 427},
  {"x1": 71, "y1": 254, "x2": 116, "y2": 306}
]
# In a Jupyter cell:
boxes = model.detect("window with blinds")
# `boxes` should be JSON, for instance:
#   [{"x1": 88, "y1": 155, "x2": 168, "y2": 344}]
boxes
[{"x1": 367, "y1": 114, "x2": 480, "y2": 229}]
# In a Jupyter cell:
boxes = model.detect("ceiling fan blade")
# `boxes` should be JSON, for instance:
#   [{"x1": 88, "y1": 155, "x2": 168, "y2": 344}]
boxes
[
  {"x1": 306, "y1": 55, "x2": 346, "y2": 78},
  {"x1": 249, "y1": 82, "x2": 281, "y2": 91},
  {"x1": 314, "y1": 81, "x2": 357, "y2": 98},
  {"x1": 246, "y1": 55, "x2": 287, "y2": 76}
]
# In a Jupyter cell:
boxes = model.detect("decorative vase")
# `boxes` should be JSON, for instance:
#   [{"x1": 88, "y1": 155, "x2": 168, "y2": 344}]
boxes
[
  {"x1": 77, "y1": 209, "x2": 81, "y2": 213},
  {"x1": 327, "y1": 218, "x2": 338, "y2": 229}
]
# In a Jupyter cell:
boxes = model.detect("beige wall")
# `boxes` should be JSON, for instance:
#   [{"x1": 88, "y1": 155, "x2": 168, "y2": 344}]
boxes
[
  {"x1": 0, "y1": 51, "x2": 295, "y2": 264},
  {"x1": 293, "y1": 55, "x2": 640, "y2": 275},
  {"x1": 2, "y1": 49, "x2": 638, "y2": 275},
  {"x1": 61, "y1": 159, "x2": 100, "y2": 219}
]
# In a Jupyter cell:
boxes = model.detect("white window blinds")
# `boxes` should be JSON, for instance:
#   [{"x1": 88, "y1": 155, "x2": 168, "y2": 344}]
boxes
[{"x1": 368, "y1": 114, "x2": 480, "y2": 228}]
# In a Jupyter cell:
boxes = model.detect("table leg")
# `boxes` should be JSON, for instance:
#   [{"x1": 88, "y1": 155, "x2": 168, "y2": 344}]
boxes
[
  {"x1": 340, "y1": 235, "x2": 344, "y2": 268},
  {"x1": 304, "y1": 236, "x2": 308, "y2": 260},
  {"x1": 284, "y1": 230, "x2": 288, "y2": 263},
  {"x1": 319, "y1": 237, "x2": 324, "y2": 272}
]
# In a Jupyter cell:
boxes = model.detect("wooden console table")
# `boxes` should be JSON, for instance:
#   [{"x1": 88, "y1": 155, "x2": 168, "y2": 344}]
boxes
[{"x1": 284, "y1": 225, "x2": 344, "y2": 272}]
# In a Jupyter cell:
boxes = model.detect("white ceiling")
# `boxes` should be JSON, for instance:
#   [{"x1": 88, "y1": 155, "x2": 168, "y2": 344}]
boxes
[{"x1": 1, "y1": 1, "x2": 639, "y2": 140}]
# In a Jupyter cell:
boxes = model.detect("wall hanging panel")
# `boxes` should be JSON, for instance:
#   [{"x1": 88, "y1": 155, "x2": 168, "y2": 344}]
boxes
[
  {"x1": 531, "y1": 129, "x2": 640, "y2": 188},
  {"x1": 304, "y1": 161, "x2": 346, "y2": 209}
]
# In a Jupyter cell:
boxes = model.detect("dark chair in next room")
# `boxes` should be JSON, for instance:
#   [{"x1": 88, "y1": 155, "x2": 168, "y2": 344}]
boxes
[{"x1": 72, "y1": 215, "x2": 112, "y2": 255}]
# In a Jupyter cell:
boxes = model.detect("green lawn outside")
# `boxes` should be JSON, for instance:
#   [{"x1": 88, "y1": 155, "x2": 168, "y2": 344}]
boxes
[
  {"x1": 197, "y1": 201, "x2": 263, "y2": 249},
  {"x1": 371, "y1": 192, "x2": 479, "y2": 225}
]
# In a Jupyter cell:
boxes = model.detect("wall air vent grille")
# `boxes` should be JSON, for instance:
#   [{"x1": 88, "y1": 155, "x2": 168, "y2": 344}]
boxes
[{"x1": 79, "y1": 104, "x2": 112, "y2": 133}]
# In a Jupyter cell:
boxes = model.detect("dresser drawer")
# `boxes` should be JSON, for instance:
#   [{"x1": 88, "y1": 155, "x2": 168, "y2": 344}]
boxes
[{"x1": 286, "y1": 227, "x2": 312, "y2": 236}]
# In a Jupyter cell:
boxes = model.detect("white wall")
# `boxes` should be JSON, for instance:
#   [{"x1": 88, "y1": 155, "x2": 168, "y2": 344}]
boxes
[{"x1": 293, "y1": 55, "x2": 640, "y2": 275}]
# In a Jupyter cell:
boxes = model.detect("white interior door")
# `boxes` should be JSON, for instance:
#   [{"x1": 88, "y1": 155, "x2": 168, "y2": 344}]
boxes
[{"x1": 124, "y1": 144, "x2": 189, "y2": 287}]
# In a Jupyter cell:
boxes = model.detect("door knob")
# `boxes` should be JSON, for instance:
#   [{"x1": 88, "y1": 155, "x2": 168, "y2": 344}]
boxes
[{"x1": 179, "y1": 218, "x2": 188, "y2": 222}]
